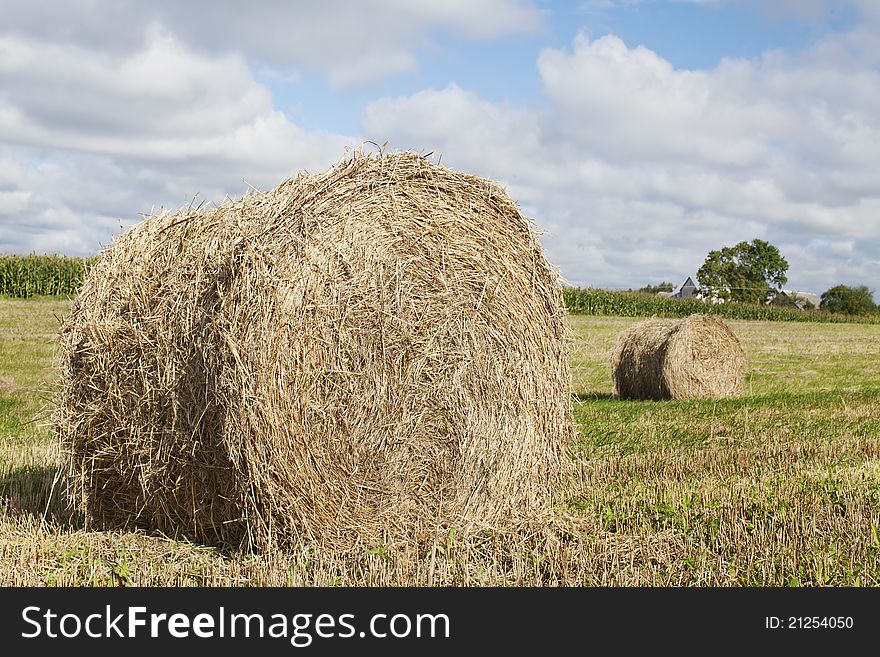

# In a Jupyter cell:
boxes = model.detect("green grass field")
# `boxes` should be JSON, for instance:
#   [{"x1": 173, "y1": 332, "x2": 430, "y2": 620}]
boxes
[{"x1": 1, "y1": 298, "x2": 879, "y2": 585}]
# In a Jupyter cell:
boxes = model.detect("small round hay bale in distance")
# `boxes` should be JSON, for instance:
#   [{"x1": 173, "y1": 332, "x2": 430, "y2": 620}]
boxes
[
  {"x1": 611, "y1": 314, "x2": 746, "y2": 401},
  {"x1": 55, "y1": 152, "x2": 572, "y2": 550}
]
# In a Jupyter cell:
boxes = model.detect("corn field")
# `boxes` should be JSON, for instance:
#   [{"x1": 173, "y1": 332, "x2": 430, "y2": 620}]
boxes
[
  {"x1": 0, "y1": 254, "x2": 96, "y2": 298},
  {"x1": 562, "y1": 288, "x2": 879, "y2": 323},
  {"x1": 0, "y1": 255, "x2": 876, "y2": 324}
]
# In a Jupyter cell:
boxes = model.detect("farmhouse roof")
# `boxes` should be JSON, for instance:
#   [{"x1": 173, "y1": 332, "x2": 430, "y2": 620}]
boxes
[{"x1": 781, "y1": 290, "x2": 821, "y2": 308}]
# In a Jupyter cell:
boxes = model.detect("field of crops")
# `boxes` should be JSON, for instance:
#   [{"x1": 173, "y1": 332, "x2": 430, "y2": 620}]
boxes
[
  {"x1": 563, "y1": 287, "x2": 880, "y2": 323},
  {"x1": 0, "y1": 255, "x2": 96, "y2": 298},
  {"x1": 1, "y1": 297, "x2": 878, "y2": 585},
  {"x1": 3, "y1": 253, "x2": 877, "y2": 325}
]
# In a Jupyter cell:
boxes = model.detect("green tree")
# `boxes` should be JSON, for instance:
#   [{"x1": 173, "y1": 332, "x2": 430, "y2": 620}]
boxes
[
  {"x1": 819, "y1": 285, "x2": 876, "y2": 315},
  {"x1": 638, "y1": 281, "x2": 674, "y2": 294},
  {"x1": 696, "y1": 239, "x2": 788, "y2": 303}
]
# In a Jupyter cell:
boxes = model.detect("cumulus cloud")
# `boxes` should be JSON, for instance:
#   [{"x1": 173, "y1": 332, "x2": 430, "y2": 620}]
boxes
[
  {"x1": 2, "y1": 0, "x2": 879, "y2": 294},
  {"x1": 0, "y1": 0, "x2": 544, "y2": 255},
  {"x1": 0, "y1": 29, "x2": 272, "y2": 148},
  {"x1": 0, "y1": 26, "x2": 356, "y2": 255},
  {"x1": 0, "y1": 0, "x2": 543, "y2": 86},
  {"x1": 363, "y1": 31, "x2": 880, "y2": 292}
]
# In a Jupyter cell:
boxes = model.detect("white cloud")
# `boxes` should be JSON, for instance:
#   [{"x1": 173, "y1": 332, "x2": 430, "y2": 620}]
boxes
[
  {"x1": 0, "y1": 29, "x2": 272, "y2": 148},
  {"x1": 0, "y1": 0, "x2": 543, "y2": 87},
  {"x1": 0, "y1": 0, "x2": 542, "y2": 255},
  {"x1": 363, "y1": 32, "x2": 880, "y2": 293},
  {"x1": 2, "y1": 1, "x2": 879, "y2": 295},
  {"x1": 0, "y1": 27, "x2": 357, "y2": 256}
]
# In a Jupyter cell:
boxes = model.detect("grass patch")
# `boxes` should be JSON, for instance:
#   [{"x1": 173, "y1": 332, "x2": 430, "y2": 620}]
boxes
[{"x1": 1, "y1": 299, "x2": 879, "y2": 585}]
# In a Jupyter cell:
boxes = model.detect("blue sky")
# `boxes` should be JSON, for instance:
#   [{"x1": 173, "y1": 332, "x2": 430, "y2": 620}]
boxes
[
  {"x1": 270, "y1": 0, "x2": 858, "y2": 134},
  {"x1": 271, "y1": 1, "x2": 860, "y2": 135},
  {"x1": 1, "y1": 0, "x2": 878, "y2": 294}
]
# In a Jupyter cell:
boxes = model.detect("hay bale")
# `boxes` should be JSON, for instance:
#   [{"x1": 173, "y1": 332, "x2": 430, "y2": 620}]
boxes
[
  {"x1": 611, "y1": 314, "x2": 745, "y2": 401},
  {"x1": 55, "y1": 151, "x2": 572, "y2": 550}
]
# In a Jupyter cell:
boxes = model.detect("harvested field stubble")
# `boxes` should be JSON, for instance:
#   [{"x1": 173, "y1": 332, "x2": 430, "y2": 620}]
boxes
[{"x1": 3, "y1": 302, "x2": 880, "y2": 585}]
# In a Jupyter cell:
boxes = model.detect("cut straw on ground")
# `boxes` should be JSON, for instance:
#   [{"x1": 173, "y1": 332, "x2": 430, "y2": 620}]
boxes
[
  {"x1": 611, "y1": 314, "x2": 746, "y2": 401},
  {"x1": 55, "y1": 151, "x2": 575, "y2": 552}
]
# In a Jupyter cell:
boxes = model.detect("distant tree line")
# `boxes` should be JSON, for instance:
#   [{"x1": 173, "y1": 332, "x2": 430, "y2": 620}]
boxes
[
  {"x1": 638, "y1": 238, "x2": 877, "y2": 316},
  {"x1": 637, "y1": 282, "x2": 675, "y2": 294},
  {"x1": 819, "y1": 285, "x2": 876, "y2": 315}
]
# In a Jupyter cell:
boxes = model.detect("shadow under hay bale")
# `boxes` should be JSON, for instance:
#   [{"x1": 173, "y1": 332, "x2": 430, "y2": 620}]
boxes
[
  {"x1": 611, "y1": 314, "x2": 746, "y2": 401},
  {"x1": 55, "y1": 151, "x2": 573, "y2": 551}
]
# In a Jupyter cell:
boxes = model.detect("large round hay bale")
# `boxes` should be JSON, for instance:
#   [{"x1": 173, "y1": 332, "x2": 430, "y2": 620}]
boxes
[
  {"x1": 55, "y1": 152, "x2": 572, "y2": 550},
  {"x1": 611, "y1": 314, "x2": 746, "y2": 401}
]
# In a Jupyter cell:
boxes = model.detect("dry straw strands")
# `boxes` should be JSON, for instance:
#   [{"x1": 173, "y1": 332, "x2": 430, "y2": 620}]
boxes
[
  {"x1": 55, "y1": 151, "x2": 573, "y2": 551},
  {"x1": 611, "y1": 314, "x2": 746, "y2": 401}
]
